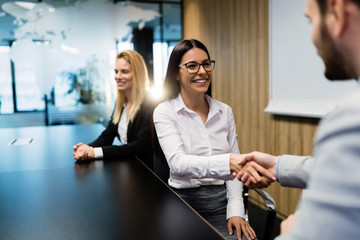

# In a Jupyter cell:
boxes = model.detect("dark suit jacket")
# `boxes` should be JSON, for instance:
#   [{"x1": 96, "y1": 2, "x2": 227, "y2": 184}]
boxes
[{"x1": 89, "y1": 100, "x2": 154, "y2": 169}]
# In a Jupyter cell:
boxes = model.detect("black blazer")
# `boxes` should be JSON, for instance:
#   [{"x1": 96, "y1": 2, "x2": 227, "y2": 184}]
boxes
[{"x1": 89, "y1": 100, "x2": 154, "y2": 169}]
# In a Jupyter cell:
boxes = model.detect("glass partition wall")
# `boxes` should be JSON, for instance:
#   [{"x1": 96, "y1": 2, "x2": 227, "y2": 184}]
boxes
[{"x1": 0, "y1": 0, "x2": 182, "y2": 125}]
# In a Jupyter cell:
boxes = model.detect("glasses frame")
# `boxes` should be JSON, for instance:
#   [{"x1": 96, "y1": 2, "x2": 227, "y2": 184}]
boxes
[{"x1": 179, "y1": 60, "x2": 216, "y2": 73}]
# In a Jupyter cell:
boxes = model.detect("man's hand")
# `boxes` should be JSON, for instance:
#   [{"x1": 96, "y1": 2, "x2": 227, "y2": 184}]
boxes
[
  {"x1": 239, "y1": 161, "x2": 275, "y2": 188},
  {"x1": 245, "y1": 151, "x2": 277, "y2": 175},
  {"x1": 280, "y1": 211, "x2": 298, "y2": 235},
  {"x1": 234, "y1": 151, "x2": 277, "y2": 188}
]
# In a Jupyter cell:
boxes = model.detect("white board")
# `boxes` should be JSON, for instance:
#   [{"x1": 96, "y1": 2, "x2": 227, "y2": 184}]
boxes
[{"x1": 266, "y1": 0, "x2": 358, "y2": 118}]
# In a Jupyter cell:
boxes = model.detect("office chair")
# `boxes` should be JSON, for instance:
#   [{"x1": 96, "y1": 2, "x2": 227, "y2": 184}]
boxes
[{"x1": 242, "y1": 186, "x2": 276, "y2": 240}]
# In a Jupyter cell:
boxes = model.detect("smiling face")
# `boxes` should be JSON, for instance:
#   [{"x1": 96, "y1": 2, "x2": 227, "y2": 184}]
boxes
[
  {"x1": 177, "y1": 47, "x2": 212, "y2": 97},
  {"x1": 114, "y1": 57, "x2": 133, "y2": 92}
]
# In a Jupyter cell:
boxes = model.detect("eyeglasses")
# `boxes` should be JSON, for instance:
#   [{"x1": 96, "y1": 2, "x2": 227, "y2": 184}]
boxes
[{"x1": 179, "y1": 60, "x2": 215, "y2": 73}]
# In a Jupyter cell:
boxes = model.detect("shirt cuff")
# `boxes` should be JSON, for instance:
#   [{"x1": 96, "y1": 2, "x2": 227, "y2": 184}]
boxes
[
  {"x1": 226, "y1": 198, "x2": 245, "y2": 220},
  {"x1": 94, "y1": 147, "x2": 104, "y2": 159},
  {"x1": 226, "y1": 179, "x2": 245, "y2": 219},
  {"x1": 209, "y1": 153, "x2": 232, "y2": 180}
]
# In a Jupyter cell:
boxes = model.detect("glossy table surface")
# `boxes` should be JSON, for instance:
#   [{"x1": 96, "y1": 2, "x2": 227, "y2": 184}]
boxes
[
  {"x1": 0, "y1": 124, "x2": 105, "y2": 172},
  {"x1": 0, "y1": 124, "x2": 224, "y2": 240}
]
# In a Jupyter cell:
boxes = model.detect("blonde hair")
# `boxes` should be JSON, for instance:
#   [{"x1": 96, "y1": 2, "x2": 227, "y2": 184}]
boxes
[{"x1": 112, "y1": 50, "x2": 149, "y2": 125}]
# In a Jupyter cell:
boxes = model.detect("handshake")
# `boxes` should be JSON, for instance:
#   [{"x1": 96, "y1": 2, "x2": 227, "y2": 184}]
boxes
[{"x1": 230, "y1": 151, "x2": 278, "y2": 188}]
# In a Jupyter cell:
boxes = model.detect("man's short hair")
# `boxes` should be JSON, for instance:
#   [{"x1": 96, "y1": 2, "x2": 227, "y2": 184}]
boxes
[{"x1": 316, "y1": 0, "x2": 360, "y2": 15}]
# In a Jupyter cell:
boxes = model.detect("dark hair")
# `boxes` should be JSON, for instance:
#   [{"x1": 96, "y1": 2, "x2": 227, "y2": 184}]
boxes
[
  {"x1": 163, "y1": 39, "x2": 212, "y2": 99},
  {"x1": 316, "y1": 0, "x2": 360, "y2": 15}
]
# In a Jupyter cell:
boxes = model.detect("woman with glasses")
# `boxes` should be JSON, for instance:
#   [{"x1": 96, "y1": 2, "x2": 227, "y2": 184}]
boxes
[
  {"x1": 153, "y1": 39, "x2": 256, "y2": 240},
  {"x1": 73, "y1": 50, "x2": 154, "y2": 169}
]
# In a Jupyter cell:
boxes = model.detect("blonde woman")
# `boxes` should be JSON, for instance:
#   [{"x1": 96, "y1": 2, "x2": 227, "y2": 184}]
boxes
[{"x1": 73, "y1": 50, "x2": 153, "y2": 168}]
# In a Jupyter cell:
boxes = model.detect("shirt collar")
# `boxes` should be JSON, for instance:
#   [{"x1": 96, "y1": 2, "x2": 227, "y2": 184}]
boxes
[
  {"x1": 173, "y1": 94, "x2": 222, "y2": 116},
  {"x1": 173, "y1": 94, "x2": 186, "y2": 113},
  {"x1": 205, "y1": 94, "x2": 223, "y2": 120}
]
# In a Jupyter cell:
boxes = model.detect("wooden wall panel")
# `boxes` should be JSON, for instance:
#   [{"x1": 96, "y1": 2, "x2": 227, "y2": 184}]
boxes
[{"x1": 183, "y1": 0, "x2": 320, "y2": 218}]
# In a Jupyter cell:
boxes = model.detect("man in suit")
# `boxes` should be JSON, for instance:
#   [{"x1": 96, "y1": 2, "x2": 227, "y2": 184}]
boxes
[{"x1": 235, "y1": 0, "x2": 360, "y2": 239}]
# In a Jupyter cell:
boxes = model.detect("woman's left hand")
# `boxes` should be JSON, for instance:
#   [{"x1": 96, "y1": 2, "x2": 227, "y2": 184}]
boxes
[{"x1": 227, "y1": 216, "x2": 256, "y2": 240}]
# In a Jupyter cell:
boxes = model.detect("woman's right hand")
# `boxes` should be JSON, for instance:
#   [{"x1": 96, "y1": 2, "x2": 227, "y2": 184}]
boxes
[
  {"x1": 230, "y1": 154, "x2": 247, "y2": 174},
  {"x1": 230, "y1": 153, "x2": 275, "y2": 188}
]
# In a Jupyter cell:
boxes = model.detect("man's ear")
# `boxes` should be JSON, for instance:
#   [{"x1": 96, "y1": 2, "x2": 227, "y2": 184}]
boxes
[{"x1": 329, "y1": 0, "x2": 347, "y2": 37}]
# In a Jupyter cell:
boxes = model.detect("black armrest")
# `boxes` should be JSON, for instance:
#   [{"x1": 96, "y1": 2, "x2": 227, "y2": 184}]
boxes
[{"x1": 253, "y1": 189, "x2": 276, "y2": 240}]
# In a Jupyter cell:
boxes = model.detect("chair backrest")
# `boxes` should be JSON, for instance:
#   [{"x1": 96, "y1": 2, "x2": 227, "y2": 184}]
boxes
[{"x1": 153, "y1": 152, "x2": 170, "y2": 183}]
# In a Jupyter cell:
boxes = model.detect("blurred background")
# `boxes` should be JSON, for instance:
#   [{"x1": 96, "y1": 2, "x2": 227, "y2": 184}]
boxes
[{"x1": 0, "y1": 0, "x2": 182, "y2": 127}]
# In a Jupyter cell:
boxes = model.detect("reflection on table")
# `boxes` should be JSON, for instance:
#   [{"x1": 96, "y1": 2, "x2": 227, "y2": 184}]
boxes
[{"x1": 0, "y1": 124, "x2": 224, "y2": 240}]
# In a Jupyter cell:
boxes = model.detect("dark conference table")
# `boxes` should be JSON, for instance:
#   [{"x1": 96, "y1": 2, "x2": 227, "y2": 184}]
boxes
[{"x1": 0, "y1": 124, "x2": 224, "y2": 240}]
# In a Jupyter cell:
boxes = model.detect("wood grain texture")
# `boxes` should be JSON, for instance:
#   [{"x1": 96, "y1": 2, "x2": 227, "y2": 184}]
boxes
[{"x1": 183, "y1": 0, "x2": 320, "y2": 218}]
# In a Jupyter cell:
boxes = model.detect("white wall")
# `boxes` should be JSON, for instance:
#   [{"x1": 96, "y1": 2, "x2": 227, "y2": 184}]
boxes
[{"x1": 266, "y1": 0, "x2": 358, "y2": 118}]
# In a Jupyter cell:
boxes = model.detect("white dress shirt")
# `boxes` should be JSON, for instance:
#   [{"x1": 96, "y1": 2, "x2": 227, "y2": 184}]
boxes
[
  {"x1": 94, "y1": 106, "x2": 128, "y2": 159},
  {"x1": 153, "y1": 94, "x2": 244, "y2": 219},
  {"x1": 118, "y1": 107, "x2": 128, "y2": 144}
]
